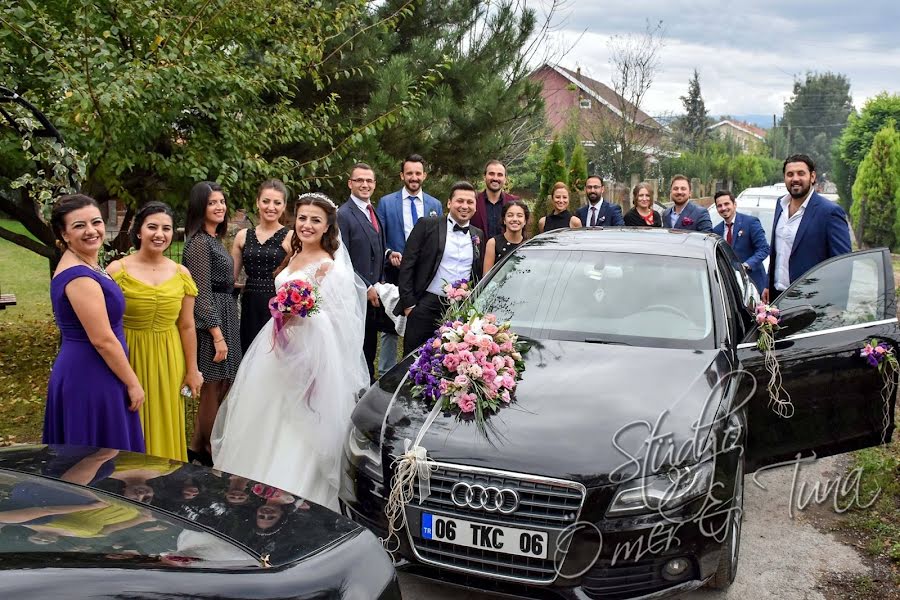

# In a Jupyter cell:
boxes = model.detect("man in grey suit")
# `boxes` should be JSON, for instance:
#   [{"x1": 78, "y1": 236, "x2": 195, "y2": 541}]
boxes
[
  {"x1": 337, "y1": 162, "x2": 400, "y2": 382},
  {"x1": 662, "y1": 174, "x2": 713, "y2": 232}
]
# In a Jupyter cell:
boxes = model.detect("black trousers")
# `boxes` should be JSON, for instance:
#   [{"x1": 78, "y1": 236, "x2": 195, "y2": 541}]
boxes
[
  {"x1": 364, "y1": 304, "x2": 379, "y2": 383},
  {"x1": 404, "y1": 292, "x2": 448, "y2": 353}
]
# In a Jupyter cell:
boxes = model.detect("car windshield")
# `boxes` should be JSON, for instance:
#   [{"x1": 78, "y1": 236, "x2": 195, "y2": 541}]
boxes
[
  {"x1": 475, "y1": 249, "x2": 715, "y2": 349},
  {"x1": 709, "y1": 205, "x2": 776, "y2": 240}
]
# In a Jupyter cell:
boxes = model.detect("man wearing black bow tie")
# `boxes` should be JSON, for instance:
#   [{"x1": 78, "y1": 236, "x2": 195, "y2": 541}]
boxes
[{"x1": 396, "y1": 181, "x2": 485, "y2": 351}]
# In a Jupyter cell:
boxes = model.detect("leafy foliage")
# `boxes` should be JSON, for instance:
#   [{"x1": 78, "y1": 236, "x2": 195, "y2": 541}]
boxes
[
  {"x1": 659, "y1": 140, "x2": 781, "y2": 196},
  {"x1": 778, "y1": 72, "x2": 853, "y2": 176},
  {"x1": 672, "y1": 69, "x2": 710, "y2": 151},
  {"x1": 834, "y1": 93, "x2": 900, "y2": 211},
  {"x1": 849, "y1": 120, "x2": 900, "y2": 249},
  {"x1": 567, "y1": 143, "x2": 588, "y2": 195}
]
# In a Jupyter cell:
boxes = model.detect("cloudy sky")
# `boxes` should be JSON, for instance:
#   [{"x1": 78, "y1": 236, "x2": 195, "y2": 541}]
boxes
[{"x1": 527, "y1": 0, "x2": 900, "y2": 121}]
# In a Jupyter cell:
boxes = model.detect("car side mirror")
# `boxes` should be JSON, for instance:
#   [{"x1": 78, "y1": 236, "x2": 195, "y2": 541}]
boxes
[{"x1": 775, "y1": 305, "x2": 817, "y2": 338}]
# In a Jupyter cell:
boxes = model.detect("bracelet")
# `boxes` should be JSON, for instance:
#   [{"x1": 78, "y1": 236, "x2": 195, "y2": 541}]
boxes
[{"x1": 213, "y1": 337, "x2": 225, "y2": 343}]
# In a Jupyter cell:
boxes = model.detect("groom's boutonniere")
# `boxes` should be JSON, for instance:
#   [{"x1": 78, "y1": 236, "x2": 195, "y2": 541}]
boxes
[
  {"x1": 471, "y1": 234, "x2": 481, "y2": 258},
  {"x1": 682, "y1": 217, "x2": 694, "y2": 226},
  {"x1": 429, "y1": 210, "x2": 437, "y2": 217}
]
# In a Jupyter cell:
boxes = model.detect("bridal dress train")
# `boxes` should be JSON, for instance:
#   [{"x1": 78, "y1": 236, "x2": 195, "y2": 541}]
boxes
[{"x1": 211, "y1": 243, "x2": 369, "y2": 511}]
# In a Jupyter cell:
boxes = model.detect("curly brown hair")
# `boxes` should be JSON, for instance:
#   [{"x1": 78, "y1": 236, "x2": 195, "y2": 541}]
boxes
[{"x1": 274, "y1": 193, "x2": 339, "y2": 276}]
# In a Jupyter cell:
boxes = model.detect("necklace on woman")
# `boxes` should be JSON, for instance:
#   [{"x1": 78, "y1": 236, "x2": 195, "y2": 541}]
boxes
[{"x1": 69, "y1": 249, "x2": 111, "y2": 278}]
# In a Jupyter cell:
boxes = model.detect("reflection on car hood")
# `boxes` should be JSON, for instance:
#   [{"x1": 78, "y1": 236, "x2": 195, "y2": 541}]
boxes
[
  {"x1": 363, "y1": 340, "x2": 732, "y2": 487},
  {"x1": 0, "y1": 445, "x2": 361, "y2": 568}
]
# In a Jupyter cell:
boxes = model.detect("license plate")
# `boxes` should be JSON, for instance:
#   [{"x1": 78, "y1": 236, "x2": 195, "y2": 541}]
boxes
[{"x1": 420, "y1": 513, "x2": 548, "y2": 559}]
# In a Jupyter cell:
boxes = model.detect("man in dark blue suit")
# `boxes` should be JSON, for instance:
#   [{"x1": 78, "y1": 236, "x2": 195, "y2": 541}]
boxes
[
  {"x1": 375, "y1": 154, "x2": 443, "y2": 375},
  {"x1": 712, "y1": 190, "x2": 770, "y2": 293},
  {"x1": 764, "y1": 154, "x2": 851, "y2": 302},
  {"x1": 575, "y1": 175, "x2": 624, "y2": 227},
  {"x1": 662, "y1": 175, "x2": 713, "y2": 232},
  {"x1": 337, "y1": 162, "x2": 401, "y2": 381}
]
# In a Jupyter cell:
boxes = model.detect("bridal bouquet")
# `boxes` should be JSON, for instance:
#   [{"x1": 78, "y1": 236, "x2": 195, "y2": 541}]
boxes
[
  {"x1": 409, "y1": 311, "x2": 525, "y2": 429},
  {"x1": 268, "y1": 279, "x2": 319, "y2": 337}
]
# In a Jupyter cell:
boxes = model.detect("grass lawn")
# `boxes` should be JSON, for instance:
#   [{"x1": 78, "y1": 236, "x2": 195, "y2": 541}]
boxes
[{"x1": 0, "y1": 219, "x2": 56, "y2": 443}]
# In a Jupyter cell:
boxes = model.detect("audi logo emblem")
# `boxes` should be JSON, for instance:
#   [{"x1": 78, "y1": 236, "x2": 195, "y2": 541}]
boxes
[{"x1": 450, "y1": 482, "x2": 520, "y2": 514}]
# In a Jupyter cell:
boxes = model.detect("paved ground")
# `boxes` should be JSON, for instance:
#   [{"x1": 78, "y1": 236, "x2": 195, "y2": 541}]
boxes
[{"x1": 399, "y1": 456, "x2": 870, "y2": 599}]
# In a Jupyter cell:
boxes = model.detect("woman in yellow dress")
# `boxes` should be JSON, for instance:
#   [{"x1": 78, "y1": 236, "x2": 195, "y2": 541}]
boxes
[{"x1": 107, "y1": 202, "x2": 203, "y2": 461}]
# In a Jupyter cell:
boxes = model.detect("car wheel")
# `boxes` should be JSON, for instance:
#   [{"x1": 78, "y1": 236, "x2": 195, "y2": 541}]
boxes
[{"x1": 707, "y1": 458, "x2": 743, "y2": 589}]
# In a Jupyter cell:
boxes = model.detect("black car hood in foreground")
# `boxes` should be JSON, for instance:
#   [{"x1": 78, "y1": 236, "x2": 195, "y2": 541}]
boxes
[
  {"x1": 360, "y1": 340, "x2": 733, "y2": 486},
  {"x1": 0, "y1": 445, "x2": 359, "y2": 568}
]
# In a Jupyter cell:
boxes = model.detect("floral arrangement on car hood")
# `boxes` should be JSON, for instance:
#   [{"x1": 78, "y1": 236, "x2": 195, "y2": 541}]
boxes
[{"x1": 382, "y1": 279, "x2": 526, "y2": 557}]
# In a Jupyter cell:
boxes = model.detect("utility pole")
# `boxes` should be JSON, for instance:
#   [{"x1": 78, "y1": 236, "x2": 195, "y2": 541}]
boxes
[{"x1": 772, "y1": 114, "x2": 777, "y2": 159}]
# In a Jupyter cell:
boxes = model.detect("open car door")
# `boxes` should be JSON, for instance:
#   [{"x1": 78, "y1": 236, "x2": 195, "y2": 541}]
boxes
[{"x1": 737, "y1": 249, "x2": 899, "y2": 472}]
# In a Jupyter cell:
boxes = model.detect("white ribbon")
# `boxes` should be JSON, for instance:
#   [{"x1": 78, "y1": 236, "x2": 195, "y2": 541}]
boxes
[{"x1": 382, "y1": 373, "x2": 444, "y2": 557}]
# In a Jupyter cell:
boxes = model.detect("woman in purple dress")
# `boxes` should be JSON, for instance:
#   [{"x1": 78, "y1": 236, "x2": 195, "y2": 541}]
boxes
[{"x1": 43, "y1": 195, "x2": 145, "y2": 452}]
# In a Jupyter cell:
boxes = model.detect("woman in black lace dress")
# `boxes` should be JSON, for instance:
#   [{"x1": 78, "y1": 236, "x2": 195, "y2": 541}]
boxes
[
  {"x1": 231, "y1": 180, "x2": 292, "y2": 353},
  {"x1": 182, "y1": 181, "x2": 242, "y2": 464}
]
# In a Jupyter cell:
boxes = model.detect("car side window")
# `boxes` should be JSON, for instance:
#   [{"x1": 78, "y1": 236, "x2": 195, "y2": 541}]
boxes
[{"x1": 774, "y1": 250, "x2": 888, "y2": 334}]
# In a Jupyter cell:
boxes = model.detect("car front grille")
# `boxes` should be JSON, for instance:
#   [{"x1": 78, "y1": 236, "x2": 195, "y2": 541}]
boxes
[{"x1": 406, "y1": 462, "x2": 586, "y2": 584}]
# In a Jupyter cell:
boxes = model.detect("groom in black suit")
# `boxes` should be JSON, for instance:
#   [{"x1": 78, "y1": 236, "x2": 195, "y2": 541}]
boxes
[
  {"x1": 337, "y1": 163, "x2": 401, "y2": 381},
  {"x1": 395, "y1": 181, "x2": 484, "y2": 351}
]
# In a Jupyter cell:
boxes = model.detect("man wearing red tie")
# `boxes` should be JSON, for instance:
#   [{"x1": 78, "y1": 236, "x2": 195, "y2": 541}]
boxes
[
  {"x1": 712, "y1": 190, "x2": 769, "y2": 294},
  {"x1": 337, "y1": 163, "x2": 401, "y2": 381}
]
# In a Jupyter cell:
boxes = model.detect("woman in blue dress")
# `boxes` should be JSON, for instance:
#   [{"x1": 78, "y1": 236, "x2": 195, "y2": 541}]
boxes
[{"x1": 43, "y1": 194, "x2": 145, "y2": 452}]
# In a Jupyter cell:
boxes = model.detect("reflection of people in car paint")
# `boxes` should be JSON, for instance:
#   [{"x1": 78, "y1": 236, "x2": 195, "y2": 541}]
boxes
[
  {"x1": 225, "y1": 475, "x2": 250, "y2": 505},
  {"x1": 109, "y1": 452, "x2": 180, "y2": 503}
]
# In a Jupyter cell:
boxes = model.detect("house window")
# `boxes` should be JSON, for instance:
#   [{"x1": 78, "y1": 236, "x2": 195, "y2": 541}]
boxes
[{"x1": 579, "y1": 98, "x2": 591, "y2": 109}]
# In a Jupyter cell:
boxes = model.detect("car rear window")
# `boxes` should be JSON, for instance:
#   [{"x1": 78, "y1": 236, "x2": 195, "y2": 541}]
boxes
[
  {"x1": 0, "y1": 470, "x2": 258, "y2": 569},
  {"x1": 475, "y1": 249, "x2": 715, "y2": 349}
]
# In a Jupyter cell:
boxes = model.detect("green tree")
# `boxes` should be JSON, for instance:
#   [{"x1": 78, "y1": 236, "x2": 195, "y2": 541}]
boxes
[
  {"x1": 0, "y1": 0, "x2": 441, "y2": 262},
  {"x1": 849, "y1": 120, "x2": 900, "y2": 249},
  {"x1": 779, "y1": 72, "x2": 853, "y2": 175},
  {"x1": 567, "y1": 144, "x2": 588, "y2": 197},
  {"x1": 833, "y1": 93, "x2": 900, "y2": 211},
  {"x1": 673, "y1": 69, "x2": 710, "y2": 151},
  {"x1": 322, "y1": 0, "x2": 548, "y2": 195},
  {"x1": 534, "y1": 137, "x2": 566, "y2": 234}
]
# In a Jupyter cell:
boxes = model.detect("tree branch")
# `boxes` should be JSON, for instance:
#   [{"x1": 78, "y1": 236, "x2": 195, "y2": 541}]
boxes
[{"x1": 0, "y1": 225, "x2": 54, "y2": 258}]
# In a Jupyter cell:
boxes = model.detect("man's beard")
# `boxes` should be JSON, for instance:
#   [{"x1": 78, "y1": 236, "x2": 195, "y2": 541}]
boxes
[
  {"x1": 587, "y1": 192, "x2": 600, "y2": 203},
  {"x1": 789, "y1": 182, "x2": 811, "y2": 199}
]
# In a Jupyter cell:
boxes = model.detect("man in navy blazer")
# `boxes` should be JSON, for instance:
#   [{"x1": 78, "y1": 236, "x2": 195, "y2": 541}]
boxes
[
  {"x1": 662, "y1": 175, "x2": 713, "y2": 232},
  {"x1": 375, "y1": 153, "x2": 442, "y2": 375},
  {"x1": 764, "y1": 154, "x2": 851, "y2": 302},
  {"x1": 575, "y1": 175, "x2": 625, "y2": 227},
  {"x1": 337, "y1": 162, "x2": 401, "y2": 382},
  {"x1": 712, "y1": 190, "x2": 770, "y2": 293}
]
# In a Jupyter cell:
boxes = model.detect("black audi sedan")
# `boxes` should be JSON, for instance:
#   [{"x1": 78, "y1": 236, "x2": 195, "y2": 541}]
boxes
[
  {"x1": 341, "y1": 228, "x2": 897, "y2": 599},
  {"x1": 0, "y1": 444, "x2": 401, "y2": 599}
]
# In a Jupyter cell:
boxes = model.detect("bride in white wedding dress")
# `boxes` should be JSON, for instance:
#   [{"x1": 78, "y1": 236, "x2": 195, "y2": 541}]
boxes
[{"x1": 211, "y1": 193, "x2": 369, "y2": 511}]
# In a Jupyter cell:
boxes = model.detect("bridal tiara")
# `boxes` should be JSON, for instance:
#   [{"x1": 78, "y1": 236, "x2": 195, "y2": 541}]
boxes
[{"x1": 298, "y1": 192, "x2": 337, "y2": 209}]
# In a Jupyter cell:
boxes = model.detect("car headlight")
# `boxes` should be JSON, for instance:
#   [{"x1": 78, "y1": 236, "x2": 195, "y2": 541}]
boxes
[
  {"x1": 345, "y1": 425, "x2": 383, "y2": 482},
  {"x1": 606, "y1": 461, "x2": 715, "y2": 516}
]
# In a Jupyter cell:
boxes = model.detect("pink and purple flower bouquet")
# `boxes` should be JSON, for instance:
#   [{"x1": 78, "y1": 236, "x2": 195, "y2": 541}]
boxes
[
  {"x1": 268, "y1": 279, "x2": 319, "y2": 336},
  {"x1": 409, "y1": 312, "x2": 525, "y2": 428}
]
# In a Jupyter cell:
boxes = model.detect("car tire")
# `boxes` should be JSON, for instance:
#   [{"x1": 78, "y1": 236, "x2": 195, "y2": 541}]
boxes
[{"x1": 707, "y1": 458, "x2": 743, "y2": 589}]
